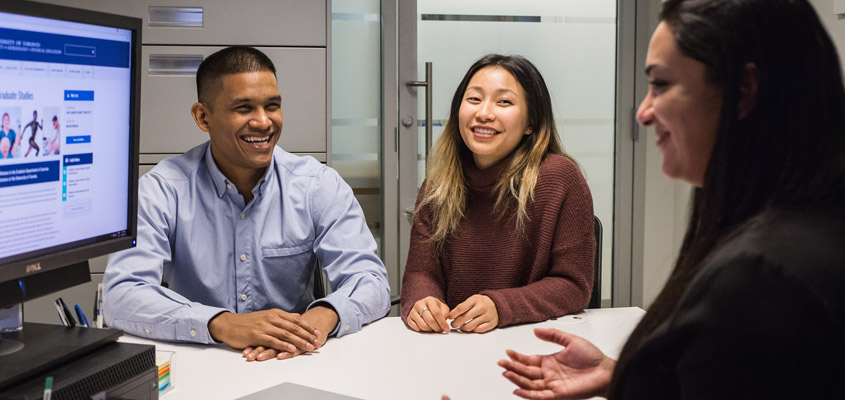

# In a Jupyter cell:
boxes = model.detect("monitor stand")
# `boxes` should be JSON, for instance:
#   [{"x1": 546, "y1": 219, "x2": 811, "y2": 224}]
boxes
[
  {"x1": 0, "y1": 303, "x2": 23, "y2": 356},
  {"x1": 0, "y1": 323, "x2": 123, "y2": 390},
  {"x1": 0, "y1": 337, "x2": 24, "y2": 356}
]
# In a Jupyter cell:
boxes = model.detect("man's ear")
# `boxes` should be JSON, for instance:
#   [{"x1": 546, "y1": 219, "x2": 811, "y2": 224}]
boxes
[
  {"x1": 738, "y1": 62, "x2": 758, "y2": 121},
  {"x1": 191, "y1": 102, "x2": 211, "y2": 133}
]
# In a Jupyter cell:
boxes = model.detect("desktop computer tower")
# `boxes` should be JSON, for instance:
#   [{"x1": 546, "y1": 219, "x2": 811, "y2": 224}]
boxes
[{"x1": 0, "y1": 328, "x2": 157, "y2": 399}]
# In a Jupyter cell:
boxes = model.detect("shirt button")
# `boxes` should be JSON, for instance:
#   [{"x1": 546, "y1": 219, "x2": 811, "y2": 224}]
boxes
[
  {"x1": 190, "y1": 329, "x2": 197, "y2": 337},
  {"x1": 345, "y1": 324, "x2": 350, "y2": 332},
  {"x1": 144, "y1": 328, "x2": 151, "y2": 334},
  {"x1": 241, "y1": 294, "x2": 247, "y2": 301},
  {"x1": 240, "y1": 254, "x2": 246, "y2": 261},
  {"x1": 226, "y1": 184, "x2": 232, "y2": 190},
  {"x1": 240, "y1": 213, "x2": 245, "y2": 220}
]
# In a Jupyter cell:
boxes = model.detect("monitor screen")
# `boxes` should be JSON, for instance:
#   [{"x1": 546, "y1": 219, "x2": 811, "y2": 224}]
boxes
[{"x1": 0, "y1": 1, "x2": 140, "y2": 308}]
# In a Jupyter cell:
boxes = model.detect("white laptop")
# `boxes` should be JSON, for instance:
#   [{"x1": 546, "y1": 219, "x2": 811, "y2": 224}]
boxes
[{"x1": 236, "y1": 382, "x2": 364, "y2": 400}]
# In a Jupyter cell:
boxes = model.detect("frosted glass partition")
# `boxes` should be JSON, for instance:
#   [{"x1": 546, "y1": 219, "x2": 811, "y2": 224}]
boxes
[
  {"x1": 331, "y1": 0, "x2": 383, "y2": 247},
  {"x1": 418, "y1": 0, "x2": 616, "y2": 305}
]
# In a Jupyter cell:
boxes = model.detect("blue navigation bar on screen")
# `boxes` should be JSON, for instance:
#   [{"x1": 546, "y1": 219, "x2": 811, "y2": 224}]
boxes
[
  {"x1": 0, "y1": 27, "x2": 130, "y2": 68},
  {"x1": 0, "y1": 161, "x2": 60, "y2": 188}
]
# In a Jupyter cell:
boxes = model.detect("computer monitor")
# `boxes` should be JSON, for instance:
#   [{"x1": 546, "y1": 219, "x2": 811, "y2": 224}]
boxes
[{"x1": 0, "y1": 0, "x2": 140, "y2": 355}]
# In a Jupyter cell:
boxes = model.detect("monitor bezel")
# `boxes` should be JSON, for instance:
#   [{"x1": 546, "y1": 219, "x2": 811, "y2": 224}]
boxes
[{"x1": 0, "y1": 1, "x2": 140, "y2": 305}]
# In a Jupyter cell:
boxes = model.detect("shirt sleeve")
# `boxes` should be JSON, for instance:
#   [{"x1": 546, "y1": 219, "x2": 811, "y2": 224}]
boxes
[
  {"x1": 399, "y1": 181, "x2": 447, "y2": 325},
  {"x1": 481, "y1": 166, "x2": 595, "y2": 327},
  {"x1": 306, "y1": 167, "x2": 391, "y2": 338},
  {"x1": 103, "y1": 173, "x2": 227, "y2": 344}
]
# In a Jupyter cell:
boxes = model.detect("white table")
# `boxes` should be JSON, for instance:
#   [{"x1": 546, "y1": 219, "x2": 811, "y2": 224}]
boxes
[{"x1": 121, "y1": 307, "x2": 645, "y2": 400}]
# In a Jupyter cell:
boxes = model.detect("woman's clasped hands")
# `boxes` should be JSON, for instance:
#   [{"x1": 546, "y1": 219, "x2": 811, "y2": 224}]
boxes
[{"x1": 407, "y1": 295, "x2": 499, "y2": 333}]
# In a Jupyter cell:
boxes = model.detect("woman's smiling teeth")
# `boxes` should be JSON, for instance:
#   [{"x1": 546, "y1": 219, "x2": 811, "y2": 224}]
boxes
[{"x1": 473, "y1": 127, "x2": 498, "y2": 135}]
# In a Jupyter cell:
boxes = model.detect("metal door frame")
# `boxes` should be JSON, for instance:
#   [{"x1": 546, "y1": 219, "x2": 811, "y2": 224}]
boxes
[
  {"x1": 393, "y1": 0, "x2": 420, "y2": 299},
  {"x1": 380, "y1": 0, "x2": 402, "y2": 305}
]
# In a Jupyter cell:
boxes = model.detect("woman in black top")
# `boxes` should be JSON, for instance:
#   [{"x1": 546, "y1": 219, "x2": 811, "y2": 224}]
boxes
[{"x1": 498, "y1": 0, "x2": 845, "y2": 398}]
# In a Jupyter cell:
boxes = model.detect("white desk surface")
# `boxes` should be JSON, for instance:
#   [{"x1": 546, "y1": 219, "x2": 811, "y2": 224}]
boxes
[{"x1": 121, "y1": 307, "x2": 645, "y2": 400}]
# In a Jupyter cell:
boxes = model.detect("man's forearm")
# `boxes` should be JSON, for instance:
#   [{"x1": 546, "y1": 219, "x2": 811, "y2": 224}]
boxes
[{"x1": 104, "y1": 278, "x2": 225, "y2": 344}]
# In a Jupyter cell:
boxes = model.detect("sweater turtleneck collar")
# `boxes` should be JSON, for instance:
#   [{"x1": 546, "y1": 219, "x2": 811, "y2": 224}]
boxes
[{"x1": 462, "y1": 150, "x2": 513, "y2": 193}]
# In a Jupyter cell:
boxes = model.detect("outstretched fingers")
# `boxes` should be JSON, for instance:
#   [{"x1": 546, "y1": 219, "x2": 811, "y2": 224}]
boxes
[
  {"x1": 499, "y1": 358, "x2": 543, "y2": 381},
  {"x1": 534, "y1": 328, "x2": 579, "y2": 347}
]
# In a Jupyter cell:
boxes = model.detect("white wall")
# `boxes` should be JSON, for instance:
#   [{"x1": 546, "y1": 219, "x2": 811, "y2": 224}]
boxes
[
  {"x1": 641, "y1": 131, "x2": 691, "y2": 308},
  {"x1": 810, "y1": 0, "x2": 845, "y2": 69},
  {"x1": 636, "y1": 0, "x2": 685, "y2": 309}
]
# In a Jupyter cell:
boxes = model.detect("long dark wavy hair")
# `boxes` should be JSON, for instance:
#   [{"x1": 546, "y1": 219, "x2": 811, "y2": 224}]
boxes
[{"x1": 609, "y1": 0, "x2": 845, "y2": 395}]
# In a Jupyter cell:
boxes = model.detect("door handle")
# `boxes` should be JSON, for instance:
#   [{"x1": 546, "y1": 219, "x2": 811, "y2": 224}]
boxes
[{"x1": 406, "y1": 62, "x2": 433, "y2": 162}]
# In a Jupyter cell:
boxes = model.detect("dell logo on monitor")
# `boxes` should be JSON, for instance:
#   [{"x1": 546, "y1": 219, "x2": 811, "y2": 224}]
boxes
[{"x1": 25, "y1": 263, "x2": 42, "y2": 273}]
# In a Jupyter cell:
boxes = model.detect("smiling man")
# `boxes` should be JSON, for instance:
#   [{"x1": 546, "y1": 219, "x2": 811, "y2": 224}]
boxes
[{"x1": 103, "y1": 46, "x2": 390, "y2": 361}]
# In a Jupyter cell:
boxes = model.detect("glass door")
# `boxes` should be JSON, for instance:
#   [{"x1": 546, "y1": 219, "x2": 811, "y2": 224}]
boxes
[
  {"x1": 397, "y1": 0, "x2": 624, "y2": 308},
  {"x1": 334, "y1": 0, "x2": 639, "y2": 312},
  {"x1": 330, "y1": 1, "x2": 398, "y2": 298}
]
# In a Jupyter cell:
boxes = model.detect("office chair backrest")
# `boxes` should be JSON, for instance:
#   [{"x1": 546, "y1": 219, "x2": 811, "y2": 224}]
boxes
[
  {"x1": 312, "y1": 261, "x2": 327, "y2": 300},
  {"x1": 588, "y1": 215, "x2": 603, "y2": 309}
]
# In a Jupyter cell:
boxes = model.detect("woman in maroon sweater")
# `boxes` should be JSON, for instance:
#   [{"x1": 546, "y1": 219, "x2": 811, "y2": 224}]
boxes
[{"x1": 401, "y1": 54, "x2": 595, "y2": 334}]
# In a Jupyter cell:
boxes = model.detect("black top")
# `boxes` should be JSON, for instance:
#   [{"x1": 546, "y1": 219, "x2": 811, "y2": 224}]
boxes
[{"x1": 614, "y1": 209, "x2": 845, "y2": 399}]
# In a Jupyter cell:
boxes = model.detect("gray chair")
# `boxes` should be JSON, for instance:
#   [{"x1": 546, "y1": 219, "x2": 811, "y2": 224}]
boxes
[
  {"x1": 587, "y1": 215, "x2": 603, "y2": 309},
  {"x1": 312, "y1": 261, "x2": 328, "y2": 300}
]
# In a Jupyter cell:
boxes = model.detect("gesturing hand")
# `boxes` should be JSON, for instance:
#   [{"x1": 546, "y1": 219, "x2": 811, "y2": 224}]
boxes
[
  {"x1": 449, "y1": 294, "x2": 498, "y2": 333},
  {"x1": 208, "y1": 309, "x2": 320, "y2": 361},
  {"x1": 498, "y1": 328, "x2": 615, "y2": 400},
  {"x1": 407, "y1": 296, "x2": 451, "y2": 333}
]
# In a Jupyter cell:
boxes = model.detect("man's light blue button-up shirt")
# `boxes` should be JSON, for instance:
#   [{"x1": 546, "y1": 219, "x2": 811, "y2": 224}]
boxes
[{"x1": 103, "y1": 142, "x2": 390, "y2": 343}]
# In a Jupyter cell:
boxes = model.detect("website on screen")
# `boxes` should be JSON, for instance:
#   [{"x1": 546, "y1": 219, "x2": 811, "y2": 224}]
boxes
[{"x1": 0, "y1": 12, "x2": 131, "y2": 259}]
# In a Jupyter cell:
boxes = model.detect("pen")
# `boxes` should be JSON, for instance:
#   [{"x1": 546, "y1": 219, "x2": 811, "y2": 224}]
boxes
[
  {"x1": 54, "y1": 300, "x2": 69, "y2": 326},
  {"x1": 96, "y1": 283, "x2": 104, "y2": 328},
  {"x1": 74, "y1": 305, "x2": 89, "y2": 328},
  {"x1": 92, "y1": 287, "x2": 98, "y2": 326},
  {"x1": 57, "y1": 298, "x2": 77, "y2": 327},
  {"x1": 43, "y1": 376, "x2": 52, "y2": 400}
]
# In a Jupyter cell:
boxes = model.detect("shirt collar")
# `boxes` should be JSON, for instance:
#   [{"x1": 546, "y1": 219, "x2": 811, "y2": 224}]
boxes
[{"x1": 203, "y1": 143, "x2": 276, "y2": 199}]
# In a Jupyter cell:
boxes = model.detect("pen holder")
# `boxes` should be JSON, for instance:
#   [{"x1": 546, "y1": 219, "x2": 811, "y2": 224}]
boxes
[{"x1": 156, "y1": 350, "x2": 175, "y2": 396}]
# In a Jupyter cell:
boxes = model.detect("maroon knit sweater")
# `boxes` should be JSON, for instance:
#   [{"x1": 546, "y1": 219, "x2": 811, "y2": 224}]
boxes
[{"x1": 400, "y1": 153, "x2": 595, "y2": 328}]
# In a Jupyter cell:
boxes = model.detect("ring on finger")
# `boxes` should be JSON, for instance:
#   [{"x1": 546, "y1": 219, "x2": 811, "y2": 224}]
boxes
[{"x1": 418, "y1": 307, "x2": 429, "y2": 317}]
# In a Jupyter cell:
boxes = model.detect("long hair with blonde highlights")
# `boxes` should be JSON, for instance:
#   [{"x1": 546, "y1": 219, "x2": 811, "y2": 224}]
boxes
[{"x1": 417, "y1": 54, "x2": 571, "y2": 248}]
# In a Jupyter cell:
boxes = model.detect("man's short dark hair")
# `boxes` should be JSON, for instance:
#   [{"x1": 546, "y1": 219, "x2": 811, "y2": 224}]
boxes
[{"x1": 195, "y1": 46, "x2": 276, "y2": 105}]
